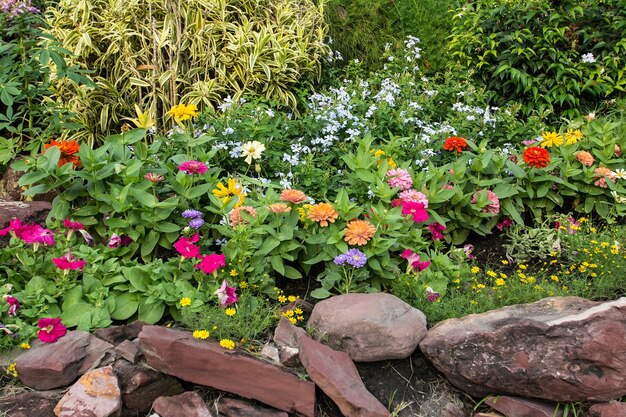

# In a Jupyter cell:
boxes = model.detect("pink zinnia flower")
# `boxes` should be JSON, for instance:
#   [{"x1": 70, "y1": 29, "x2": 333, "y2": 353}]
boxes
[
  {"x1": 63, "y1": 219, "x2": 84, "y2": 230},
  {"x1": 401, "y1": 201, "x2": 428, "y2": 223},
  {"x1": 471, "y1": 189, "x2": 500, "y2": 215},
  {"x1": 37, "y1": 318, "x2": 67, "y2": 343},
  {"x1": 178, "y1": 160, "x2": 208, "y2": 175},
  {"x1": 386, "y1": 168, "x2": 413, "y2": 191},
  {"x1": 52, "y1": 252, "x2": 86, "y2": 271},
  {"x1": 399, "y1": 189, "x2": 428, "y2": 208},
  {"x1": 19, "y1": 224, "x2": 55, "y2": 246},
  {"x1": 401, "y1": 249, "x2": 430, "y2": 272},
  {"x1": 215, "y1": 280, "x2": 238, "y2": 306},
  {"x1": 6, "y1": 296, "x2": 19, "y2": 317},
  {"x1": 196, "y1": 253, "x2": 226, "y2": 275},
  {"x1": 174, "y1": 235, "x2": 201, "y2": 259},
  {"x1": 428, "y1": 222, "x2": 446, "y2": 240}
]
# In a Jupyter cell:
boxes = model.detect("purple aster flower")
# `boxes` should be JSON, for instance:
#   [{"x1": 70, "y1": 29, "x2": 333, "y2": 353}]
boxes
[
  {"x1": 344, "y1": 248, "x2": 367, "y2": 268},
  {"x1": 182, "y1": 209, "x2": 203, "y2": 219},
  {"x1": 189, "y1": 217, "x2": 205, "y2": 229},
  {"x1": 334, "y1": 253, "x2": 348, "y2": 265}
]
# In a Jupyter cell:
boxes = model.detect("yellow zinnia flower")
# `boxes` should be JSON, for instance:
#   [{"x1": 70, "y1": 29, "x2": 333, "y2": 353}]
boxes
[
  {"x1": 169, "y1": 103, "x2": 198, "y2": 124},
  {"x1": 212, "y1": 178, "x2": 245, "y2": 207},
  {"x1": 564, "y1": 129, "x2": 583, "y2": 145},
  {"x1": 540, "y1": 131, "x2": 563, "y2": 148}
]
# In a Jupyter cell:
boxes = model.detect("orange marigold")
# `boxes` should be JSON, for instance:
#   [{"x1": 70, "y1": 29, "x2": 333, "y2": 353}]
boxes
[
  {"x1": 593, "y1": 167, "x2": 617, "y2": 188},
  {"x1": 44, "y1": 140, "x2": 81, "y2": 167},
  {"x1": 575, "y1": 151, "x2": 594, "y2": 167},
  {"x1": 280, "y1": 189, "x2": 308, "y2": 204},
  {"x1": 229, "y1": 206, "x2": 257, "y2": 226},
  {"x1": 307, "y1": 203, "x2": 339, "y2": 227},
  {"x1": 522, "y1": 146, "x2": 551, "y2": 168},
  {"x1": 269, "y1": 203, "x2": 291, "y2": 213},
  {"x1": 344, "y1": 220, "x2": 376, "y2": 246},
  {"x1": 443, "y1": 137, "x2": 468, "y2": 153}
]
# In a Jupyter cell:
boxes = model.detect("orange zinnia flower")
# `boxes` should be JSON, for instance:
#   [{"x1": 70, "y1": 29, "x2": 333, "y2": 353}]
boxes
[
  {"x1": 575, "y1": 151, "x2": 594, "y2": 167},
  {"x1": 443, "y1": 137, "x2": 468, "y2": 153},
  {"x1": 307, "y1": 203, "x2": 339, "y2": 227},
  {"x1": 44, "y1": 140, "x2": 81, "y2": 167},
  {"x1": 593, "y1": 167, "x2": 616, "y2": 188},
  {"x1": 229, "y1": 206, "x2": 257, "y2": 226},
  {"x1": 344, "y1": 220, "x2": 376, "y2": 246},
  {"x1": 522, "y1": 147, "x2": 551, "y2": 168},
  {"x1": 280, "y1": 189, "x2": 308, "y2": 204},
  {"x1": 269, "y1": 203, "x2": 291, "y2": 213}
]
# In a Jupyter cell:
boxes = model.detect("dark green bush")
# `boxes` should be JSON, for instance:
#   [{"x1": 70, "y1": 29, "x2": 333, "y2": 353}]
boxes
[{"x1": 449, "y1": 0, "x2": 626, "y2": 120}]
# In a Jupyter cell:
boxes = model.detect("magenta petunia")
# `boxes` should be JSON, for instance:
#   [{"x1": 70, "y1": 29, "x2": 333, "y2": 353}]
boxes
[
  {"x1": 6, "y1": 296, "x2": 19, "y2": 317},
  {"x1": 401, "y1": 249, "x2": 430, "y2": 273},
  {"x1": 63, "y1": 219, "x2": 85, "y2": 230},
  {"x1": 19, "y1": 224, "x2": 55, "y2": 245},
  {"x1": 174, "y1": 235, "x2": 201, "y2": 259},
  {"x1": 215, "y1": 280, "x2": 238, "y2": 306},
  {"x1": 0, "y1": 218, "x2": 26, "y2": 237},
  {"x1": 52, "y1": 253, "x2": 86, "y2": 271},
  {"x1": 37, "y1": 318, "x2": 67, "y2": 343},
  {"x1": 401, "y1": 201, "x2": 428, "y2": 223},
  {"x1": 196, "y1": 253, "x2": 226, "y2": 275},
  {"x1": 178, "y1": 160, "x2": 208, "y2": 175},
  {"x1": 428, "y1": 222, "x2": 446, "y2": 240}
]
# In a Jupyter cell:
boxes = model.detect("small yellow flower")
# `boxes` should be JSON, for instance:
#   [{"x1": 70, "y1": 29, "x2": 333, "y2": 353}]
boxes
[
  {"x1": 486, "y1": 270, "x2": 497, "y2": 278},
  {"x1": 590, "y1": 227, "x2": 597, "y2": 233},
  {"x1": 179, "y1": 297, "x2": 192, "y2": 307},
  {"x1": 287, "y1": 295, "x2": 297, "y2": 302},
  {"x1": 20, "y1": 343, "x2": 30, "y2": 349},
  {"x1": 495, "y1": 278, "x2": 506, "y2": 286},
  {"x1": 294, "y1": 308, "x2": 303, "y2": 315},
  {"x1": 6, "y1": 363, "x2": 17, "y2": 378},
  {"x1": 230, "y1": 269, "x2": 238, "y2": 277},
  {"x1": 551, "y1": 275, "x2": 559, "y2": 282},
  {"x1": 239, "y1": 281, "x2": 248, "y2": 289},
  {"x1": 476, "y1": 283, "x2": 486, "y2": 289},
  {"x1": 220, "y1": 339, "x2": 235, "y2": 350},
  {"x1": 499, "y1": 273, "x2": 508, "y2": 279},
  {"x1": 288, "y1": 317, "x2": 297, "y2": 324},
  {"x1": 193, "y1": 330, "x2": 209, "y2": 339},
  {"x1": 283, "y1": 310, "x2": 295, "y2": 317},
  {"x1": 500, "y1": 260, "x2": 509, "y2": 265},
  {"x1": 225, "y1": 308, "x2": 236, "y2": 317},
  {"x1": 518, "y1": 264, "x2": 527, "y2": 270},
  {"x1": 471, "y1": 266, "x2": 480, "y2": 274},
  {"x1": 601, "y1": 242, "x2": 610, "y2": 248},
  {"x1": 278, "y1": 295, "x2": 287, "y2": 303}
]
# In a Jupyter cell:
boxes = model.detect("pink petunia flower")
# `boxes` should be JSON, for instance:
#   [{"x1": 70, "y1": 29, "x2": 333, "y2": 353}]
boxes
[
  {"x1": 63, "y1": 219, "x2": 84, "y2": 230},
  {"x1": 174, "y1": 235, "x2": 201, "y2": 259},
  {"x1": 401, "y1": 249, "x2": 431, "y2": 273},
  {"x1": 37, "y1": 318, "x2": 67, "y2": 343},
  {"x1": 496, "y1": 218, "x2": 512, "y2": 231},
  {"x1": 19, "y1": 224, "x2": 55, "y2": 246},
  {"x1": 215, "y1": 280, "x2": 238, "y2": 306},
  {"x1": 426, "y1": 287, "x2": 440, "y2": 303},
  {"x1": 401, "y1": 201, "x2": 428, "y2": 223},
  {"x1": 52, "y1": 252, "x2": 86, "y2": 271},
  {"x1": 428, "y1": 222, "x2": 446, "y2": 240},
  {"x1": 196, "y1": 253, "x2": 226, "y2": 275},
  {"x1": 386, "y1": 168, "x2": 413, "y2": 191},
  {"x1": 0, "y1": 218, "x2": 27, "y2": 238},
  {"x1": 178, "y1": 160, "x2": 208, "y2": 175},
  {"x1": 6, "y1": 296, "x2": 19, "y2": 317}
]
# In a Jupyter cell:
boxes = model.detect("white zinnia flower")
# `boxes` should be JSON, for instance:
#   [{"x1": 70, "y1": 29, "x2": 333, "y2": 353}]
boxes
[{"x1": 240, "y1": 141, "x2": 265, "y2": 164}]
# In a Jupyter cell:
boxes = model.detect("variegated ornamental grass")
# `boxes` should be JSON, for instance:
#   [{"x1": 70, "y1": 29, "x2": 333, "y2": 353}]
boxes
[{"x1": 46, "y1": 0, "x2": 330, "y2": 146}]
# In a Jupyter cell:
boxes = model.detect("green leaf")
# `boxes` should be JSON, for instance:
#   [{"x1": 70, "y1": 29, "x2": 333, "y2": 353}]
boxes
[
  {"x1": 310, "y1": 288, "x2": 333, "y2": 299},
  {"x1": 259, "y1": 237, "x2": 280, "y2": 256},
  {"x1": 61, "y1": 302, "x2": 92, "y2": 328},
  {"x1": 283, "y1": 265, "x2": 302, "y2": 279},
  {"x1": 138, "y1": 299, "x2": 165, "y2": 324},
  {"x1": 110, "y1": 293, "x2": 139, "y2": 320},
  {"x1": 270, "y1": 255, "x2": 285, "y2": 275},
  {"x1": 154, "y1": 222, "x2": 180, "y2": 233},
  {"x1": 131, "y1": 188, "x2": 158, "y2": 208},
  {"x1": 141, "y1": 230, "x2": 160, "y2": 259}
]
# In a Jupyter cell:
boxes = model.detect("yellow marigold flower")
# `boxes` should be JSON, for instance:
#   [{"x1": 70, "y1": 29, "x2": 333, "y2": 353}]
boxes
[
  {"x1": 288, "y1": 295, "x2": 297, "y2": 302},
  {"x1": 6, "y1": 363, "x2": 17, "y2": 378},
  {"x1": 20, "y1": 343, "x2": 30, "y2": 349},
  {"x1": 193, "y1": 330, "x2": 210, "y2": 339},
  {"x1": 278, "y1": 295, "x2": 287, "y2": 303},
  {"x1": 565, "y1": 129, "x2": 584, "y2": 145},
  {"x1": 225, "y1": 308, "x2": 236, "y2": 317},
  {"x1": 179, "y1": 297, "x2": 192, "y2": 307},
  {"x1": 540, "y1": 131, "x2": 564, "y2": 148},
  {"x1": 486, "y1": 270, "x2": 497, "y2": 278},
  {"x1": 169, "y1": 103, "x2": 198, "y2": 124},
  {"x1": 308, "y1": 203, "x2": 339, "y2": 227},
  {"x1": 220, "y1": 339, "x2": 235, "y2": 350},
  {"x1": 344, "y1": 219, "x2": 377, "y2": 246},
  {"x1": 212, "y1": 178, "x2": 245, "y2": 207},
  {"x1": 495, "y1": 278, "x2": 506, "y2": 286},
  {"x1": 471, "y1": 266, "x2": 480, "y2": 274}
]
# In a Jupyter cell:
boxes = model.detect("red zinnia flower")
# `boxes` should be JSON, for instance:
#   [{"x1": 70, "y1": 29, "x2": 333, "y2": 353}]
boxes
[
  {"x1": 443, "y1": 137, "x2": 468, "y2": 153},
  {"x1": 37, "y1": 318, "x2": 67, "y2": 343},
  {"x1": 44, "y1": 140, "x2": 81, "y2": 167},
  {"x1": 522, "y1": 147, "x2": 551, "y2": 168}
]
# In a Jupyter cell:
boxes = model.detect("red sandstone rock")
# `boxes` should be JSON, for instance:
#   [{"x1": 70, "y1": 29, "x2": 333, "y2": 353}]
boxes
[
  {"x1": 94, "y1": 321, "x2": 146, "y2": 346},
  {"x1": 78, "y1": 336, "x2": 114, "y2": 374},
  {"x1": 474, "y1": 413, "x2": 505, "y2": 417},
  {"x1": 307, "y1": 293, "x2": 427, "y2": 362},
  {"x1": 444, "y1": 402, "x2": 469, "y2": 417},
  {"x1": 54, "y1": 366, "x2": 122, "y2": 417},
  {"x1": 588, "y1": 401, "x2": 626, "y2": 417},
  {"x1": 0, "y1": 201, "x2": 51, "y2": 227},
  {"x1": 153, "y1": 391, "x2": 214, "y2": 417},
  {"x1": 278, "y1": 346, "x2": 300, "y2": 367},
  {"x1": 0, "y1": 391, "x2": 60, "y2": 417},
  {"x1": 138, "y1": 325, "x2": 315, "y2": 417},
  {"x1": 420, "y1": 297, "x2": 626, "y2": 401},
  {"x1": 298, "y1": 334, "x2": 390, "y2": 417},
  {"x1": 273, "y1": 317, "x2": 307, "y2": 348},
  {"x1": 218, "y1": 397, "x2": 288, "y2": 417},
  {"x1": 485, "y1": 396, "x2": 563, "y2": 417},
  {"x1": 15, "y1": 331, "x2": 91, "y2": 390},
  {"x1": 114, "y1": 340, "x2": 141, "y2": 363}
]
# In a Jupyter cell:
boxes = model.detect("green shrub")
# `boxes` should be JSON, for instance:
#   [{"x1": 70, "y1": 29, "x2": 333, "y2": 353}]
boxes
[
  {"x1": 45, "y1": 0, "x2": 329, "y2": 146},
  {"x1": 324, "y1": 0, "x2": 455, "y2": 73},
  {"x1": 449, "y1": 0, "x2": 626, "y2": 120}
]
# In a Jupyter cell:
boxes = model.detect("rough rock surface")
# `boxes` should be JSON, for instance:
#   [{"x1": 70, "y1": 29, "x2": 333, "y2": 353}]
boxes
[
  {"x1": 94, "y1": 321, "x2": 146, "y2": 346},
  {"x1": 485, "y1": 396, "x2": 563, "y2": 417},
  {"x1": 273, "y1": 317, "x2": 307, "y2": 348},
  {"x1": 0, "y1": 201, "x2": 51, "y2": 228},
  {"x1": 113, "y1": 360, "x2": 183, "y2": 416},
  {"x1": 153, "y1": 391, "x2": 214, "y2": 417},
  {"x1": 420, "y1": 297, "x2": 626, "y2": 401},
  {"x1": 307, "y1": 293, "x2": 427, "y2": 362},
  {"x1": 15, "y1": 331, "x2": 91, "y2": 390},
  {"x1": 54, "y1": 366, "x2": 122, "y2": 417},
  {"x1": 218, "y1": 397, "x2": 288, "y2": 417},
  {"x1": 0, "y1": 391, "x2": 60, "y2": 417},
  {"x1": 139, "y1": 325, "x2": 315, "y2": 417},
  {"x1": 298, "y1": 334, "x2": 390, "y2": 417},
  {"x1": 114, "y1": 340, "x2": 141, "y2": 363},
  {"x1": 588, "y1": 401, "x2": 626, "y2": 417},
  {"x1": 78, "y1": 336, "x2": 114, "y2": 374}
]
